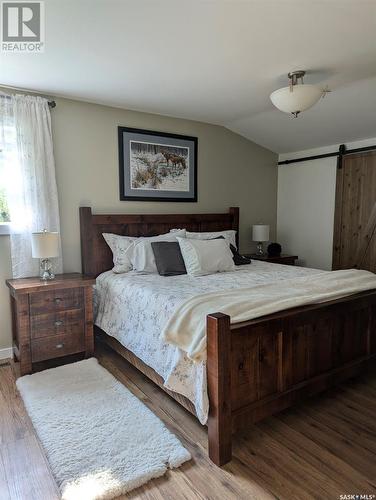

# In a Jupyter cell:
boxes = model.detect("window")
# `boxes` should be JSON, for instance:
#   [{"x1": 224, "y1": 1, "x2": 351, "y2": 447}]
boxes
[
  {"x1": 0, "y1": 120, "x2": 16, "y2": 234},
  {"x1": 0, "y1": 187, "x2": 10, "y2": 223}
]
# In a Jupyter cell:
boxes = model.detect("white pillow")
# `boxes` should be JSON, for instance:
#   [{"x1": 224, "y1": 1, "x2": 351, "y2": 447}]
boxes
[
  {"x1": 132, "y1": 230, "x2": 186, "y2": 273},
  {"x1": 171, "y1": 229, "x2": 237, "y2": 248},
  {"x1": 102, "y1": 233, "x2": 137, "y2": 273},
  {"x1": 177, "y1": 237, "x2": 235, "y2": 277}
]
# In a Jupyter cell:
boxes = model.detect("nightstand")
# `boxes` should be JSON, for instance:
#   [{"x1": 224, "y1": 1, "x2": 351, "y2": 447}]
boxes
[
  {"x1": 245, "y1": 254, "x2": 298, "y2": 266},
  {"x1": 6, "y1": 273, "x2": 96, "y2": 375}
]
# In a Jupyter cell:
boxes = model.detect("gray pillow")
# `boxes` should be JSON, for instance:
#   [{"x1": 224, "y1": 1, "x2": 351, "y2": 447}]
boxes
[{"x1": 151, "y1": 241, "x2": 187, "y2": 276}]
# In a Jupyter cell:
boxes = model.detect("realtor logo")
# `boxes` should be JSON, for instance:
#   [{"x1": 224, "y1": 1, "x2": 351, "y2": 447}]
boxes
[{"x1": 1, "y1": 1, "x2": 44, "y2": 52}]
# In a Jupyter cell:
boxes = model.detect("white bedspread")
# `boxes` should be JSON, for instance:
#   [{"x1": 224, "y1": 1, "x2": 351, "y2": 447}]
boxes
[
  {"x1": 163, "y1": 269, "x2": 376, "y2": 361},
  {"x1": 94, "y1": 261, "x2": 322, "y2": 424}
]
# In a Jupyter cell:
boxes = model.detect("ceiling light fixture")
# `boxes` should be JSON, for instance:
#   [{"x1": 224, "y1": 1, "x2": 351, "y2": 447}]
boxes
[{"x1": 270, "y1": 70, "x2": 328, "y2": 118}]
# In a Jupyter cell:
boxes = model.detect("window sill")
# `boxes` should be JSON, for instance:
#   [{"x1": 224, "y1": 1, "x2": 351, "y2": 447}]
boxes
[{"x1": 0, "y1": 224, "x2": 12, "y2": 236}]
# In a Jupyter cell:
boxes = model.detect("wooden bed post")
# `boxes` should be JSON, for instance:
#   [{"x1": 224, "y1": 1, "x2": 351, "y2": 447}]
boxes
[{"x1": 207, "y1": 312, "x2": 232, "y2": 466}]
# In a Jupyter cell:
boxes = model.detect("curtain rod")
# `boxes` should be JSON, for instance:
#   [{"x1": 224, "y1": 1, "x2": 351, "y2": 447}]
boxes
[
  {"x1": 278, "y1": 143, "x2": 376, "y2": 165},
  {"x1": 0, "y1": 84, "x2": 56, "y2": 108}
]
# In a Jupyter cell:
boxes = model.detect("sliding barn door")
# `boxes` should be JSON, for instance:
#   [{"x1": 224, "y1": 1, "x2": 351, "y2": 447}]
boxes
[{"x1": 333, "y1": 151, "x2": 376, "y2": 271}]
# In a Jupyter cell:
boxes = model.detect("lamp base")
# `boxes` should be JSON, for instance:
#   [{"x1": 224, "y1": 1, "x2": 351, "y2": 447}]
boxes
[
  {"x1": 40, "y1": 258, "x2": 55, "y2": 280},
  {"x1": 256, "y1": 242, "x2": 265, "y2": 256}
]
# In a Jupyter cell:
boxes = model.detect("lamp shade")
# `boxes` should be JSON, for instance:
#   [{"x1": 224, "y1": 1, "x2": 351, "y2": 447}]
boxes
[
  {"x1": 31, "y1": 231, "x2": 59, "y2": 258},
  {"x1": 270, "y1": 84, "x2": 323, "y2": 114},
  {"x1": 252, "y1": 224, "x2": 270, "y2": 242}
]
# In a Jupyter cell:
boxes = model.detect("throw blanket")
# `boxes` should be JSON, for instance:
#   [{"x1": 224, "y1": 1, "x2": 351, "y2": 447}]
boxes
[{"x1": 162, "y1": 269, "x2": 376, "y2": 361}]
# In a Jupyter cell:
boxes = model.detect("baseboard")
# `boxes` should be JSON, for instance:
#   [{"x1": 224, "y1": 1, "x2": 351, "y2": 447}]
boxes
[{"x1": 0, "y1": 347, "x2": 13, "y2": 360}]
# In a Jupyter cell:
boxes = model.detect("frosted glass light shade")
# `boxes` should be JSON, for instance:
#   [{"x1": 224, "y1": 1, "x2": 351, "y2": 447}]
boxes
[
  {"x1": 270, "y1": 84, "x2": 323, "y2": 114},
  {"x1": 252, "y1": 224, "x2": 270, "y2": 242},
  {"x1": 31, "y1": 231, "x2": 59, "y2": 258}
]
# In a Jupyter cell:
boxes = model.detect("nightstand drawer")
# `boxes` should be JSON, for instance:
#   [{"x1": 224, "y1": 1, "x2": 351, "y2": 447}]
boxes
[
  {"x1": 30, "y1": 309, "x2": 84, "y2": 339},
  {"x1": 30, "y1": 288, "x2": 84, "y2": 315},
  {"x1": 31, "y1": 332, "x2": 85, "y2": 362}
]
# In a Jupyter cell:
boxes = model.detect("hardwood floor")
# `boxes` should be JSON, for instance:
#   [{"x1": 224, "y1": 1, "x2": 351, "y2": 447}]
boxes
[{"x1": 1, "y1": 344, "x2": 376, "y2": 499}]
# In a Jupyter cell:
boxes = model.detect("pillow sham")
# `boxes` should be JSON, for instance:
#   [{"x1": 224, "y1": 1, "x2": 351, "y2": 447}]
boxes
[
  {"x1": 102, "y1": 233, "x2": 137, "y2": 273},
  {"x1": 170, "y1": 229, "x2": 237, "y2": 248},
  {"x1": 177, "y1": 237, "x2": 235, "y2": 277},
  {"x1": 204, "y1": 235, "x2": 252, "y2": 266},
  {"x1": 132, "y1": 230, "x2": 186, "y2": 273},
  {"x1": 151, "y1": 241, "x2": 187, "y2": 276}
]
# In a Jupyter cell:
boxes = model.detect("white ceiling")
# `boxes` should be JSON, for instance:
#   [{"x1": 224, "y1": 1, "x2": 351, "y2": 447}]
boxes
[{"x1": 2, "y1": 0, "x2": 376, "y2": 153}]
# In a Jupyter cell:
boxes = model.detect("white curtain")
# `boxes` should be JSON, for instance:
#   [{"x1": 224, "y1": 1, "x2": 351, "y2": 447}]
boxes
[{"x1": 0, "y1": 94, "x2": 62, "y2": 278}]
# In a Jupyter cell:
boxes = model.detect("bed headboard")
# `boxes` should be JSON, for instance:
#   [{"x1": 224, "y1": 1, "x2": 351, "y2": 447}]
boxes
[{"x1": 79, "y1": 206, "x2": 239, "y2": 277}]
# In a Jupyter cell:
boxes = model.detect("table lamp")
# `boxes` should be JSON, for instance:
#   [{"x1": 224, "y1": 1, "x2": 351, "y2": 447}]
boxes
[
  {"x1": 252, "y1": 224, "x2": 270, "y2": 256},
  {"x1": 31, "y1": 230, "x2": 59, "y2": 280}
]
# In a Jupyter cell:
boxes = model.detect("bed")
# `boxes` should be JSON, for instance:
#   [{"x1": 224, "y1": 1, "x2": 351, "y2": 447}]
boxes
[{"x1": 80, "y1": 206, "x2": 376, "y2": 466}]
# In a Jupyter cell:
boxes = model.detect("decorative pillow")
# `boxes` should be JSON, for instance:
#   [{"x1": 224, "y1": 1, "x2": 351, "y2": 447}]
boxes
[
  {"x1": 151, "y1": 241, "x2": 187, "y2": 276},
  {"x1": 102, "y1": 233, "x2": 137, "y2": 273},
  {"x1": 132, "y1": 230, "x2": 186, "y2": 273},
  {"x1": 171, "y1": 229, "x2": 237, "y2": 248},
  {"x1": 177, "y1": 237, "x2": 235, "y2": 276},
  {"x1": 204, "y1": 235, "x2": 251, "y2": 266}
]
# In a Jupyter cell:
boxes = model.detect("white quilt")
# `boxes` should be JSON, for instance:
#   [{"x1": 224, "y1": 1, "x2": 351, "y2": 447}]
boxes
[
  {"x1": 94, "y1": 261, "x2": 322, "y2": 424},
  {"x1": 162, "y1": 269, "x2": 376, "y2": 361}
]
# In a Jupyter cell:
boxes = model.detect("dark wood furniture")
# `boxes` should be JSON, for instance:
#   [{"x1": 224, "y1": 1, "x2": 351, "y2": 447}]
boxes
[
  {"x1": 333, "y1": 150, "x2": 376, "y2": 272},
  {"x1": 80, "y1": 206, "x2": 376, "y2": 466},
  {"x1": 79, "y1": 206, "x2": 239, "y2": 276},
  {"x1": 245, "y1": 253, "x2": 298, "y2": 265},
  {"x1": 6, "y1": 273, "x2": 95, "y2": 375}
]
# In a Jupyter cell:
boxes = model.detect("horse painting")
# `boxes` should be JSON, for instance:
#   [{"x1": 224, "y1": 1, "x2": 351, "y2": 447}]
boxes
[
  {"x1": 161, "y1": 150, "x2": 187, "y2": 169},
  {"x1": 119, "y1": 126, "x2": 197, "y2": 201}
]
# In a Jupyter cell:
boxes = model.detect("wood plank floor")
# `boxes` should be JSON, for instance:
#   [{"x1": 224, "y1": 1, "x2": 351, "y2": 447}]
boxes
[{"x1": 1, "y1": 344, "x2": 375, "y2": 500}]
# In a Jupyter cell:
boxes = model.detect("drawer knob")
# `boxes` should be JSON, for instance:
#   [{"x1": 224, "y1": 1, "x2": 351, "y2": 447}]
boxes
[
  {"x1": 56, "y1": 343, "x2": 64, "y2": 349},
  {"x1": 54, "y1": 320, "x2": 63, "y2": 327},
  {"x1": 54, "y1": 298, "x2": 62, "y2": 304}
]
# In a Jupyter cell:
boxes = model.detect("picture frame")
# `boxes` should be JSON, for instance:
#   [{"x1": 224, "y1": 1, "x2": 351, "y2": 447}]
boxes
[{"x1": 118, "y1": 126, "x2": 198, "y2": 202}]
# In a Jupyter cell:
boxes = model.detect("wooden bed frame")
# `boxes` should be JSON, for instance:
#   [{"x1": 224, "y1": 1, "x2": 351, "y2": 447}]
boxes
[{"x1": 80, "y1": 206, "x2": 376, "y2": 466}]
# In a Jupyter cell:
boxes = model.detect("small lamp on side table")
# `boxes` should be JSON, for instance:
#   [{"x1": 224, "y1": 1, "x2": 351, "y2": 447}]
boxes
[
  {"x1": 252, "y1": 224, "x2": 270, "y2": 256},
  {"x1": 31, "y1": 230, "x2": 59, "y2": 280}
]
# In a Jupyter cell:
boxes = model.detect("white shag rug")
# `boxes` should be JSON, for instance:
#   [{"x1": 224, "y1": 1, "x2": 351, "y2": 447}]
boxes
[{"x1": 16, "y1": 358, "x2": 191, "y2": 500}]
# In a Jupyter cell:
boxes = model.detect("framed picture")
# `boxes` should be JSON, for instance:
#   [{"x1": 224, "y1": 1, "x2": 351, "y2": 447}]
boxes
[{"x1": 118, "y1": 126, "x2": 197, "y2": 202}]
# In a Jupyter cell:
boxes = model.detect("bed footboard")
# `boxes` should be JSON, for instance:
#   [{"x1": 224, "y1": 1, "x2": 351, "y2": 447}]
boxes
[{"x1": 207, "y1": 290, "x2": 376, "y2": 466}]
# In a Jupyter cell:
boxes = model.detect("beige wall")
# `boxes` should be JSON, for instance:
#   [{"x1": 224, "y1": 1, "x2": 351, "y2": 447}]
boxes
[{"x1": 0, "y1": 97, "x2": 277, "y2": 350}]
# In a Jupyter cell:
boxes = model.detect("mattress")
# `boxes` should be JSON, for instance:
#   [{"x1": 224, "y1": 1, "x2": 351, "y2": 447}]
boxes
[{"x1": 94, "y1": 260, "x2": 322, "y2": 424}]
